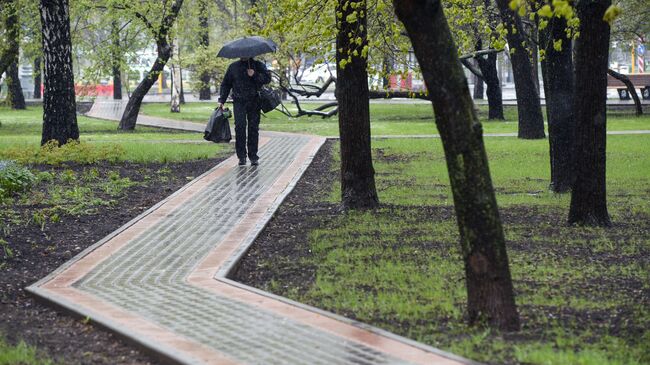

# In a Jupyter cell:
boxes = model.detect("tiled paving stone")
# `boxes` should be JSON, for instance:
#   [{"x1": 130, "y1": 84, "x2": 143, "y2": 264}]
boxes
[{"x1": 28, "y1": 102, "x2": 473, "y2": 365}]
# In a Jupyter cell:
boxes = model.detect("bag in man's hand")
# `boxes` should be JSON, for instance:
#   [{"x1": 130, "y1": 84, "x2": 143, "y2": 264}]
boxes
[
  {"x1": 204, "y1": 108, "x2": 232, "y2": 143},
  {"x1": 258, "y1": 86, "x2": 281, "y2": 113}
]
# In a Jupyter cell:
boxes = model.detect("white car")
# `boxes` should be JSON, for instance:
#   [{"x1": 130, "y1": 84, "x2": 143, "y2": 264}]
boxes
[{"x1": 301, "y1": 63, "x2": 337, "y2": 84}]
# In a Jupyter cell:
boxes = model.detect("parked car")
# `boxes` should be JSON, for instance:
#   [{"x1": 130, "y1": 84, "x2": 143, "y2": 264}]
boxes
[{"x1": 301, "y1": 63, "x2": 336, "y2": 84}]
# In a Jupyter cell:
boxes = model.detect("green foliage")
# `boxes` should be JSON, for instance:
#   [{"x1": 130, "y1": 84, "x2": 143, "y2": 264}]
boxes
[
  {"x1": 0, "y1": 161, "x2": 36, "y2": 200},
  {"x1": 0, "y1": 336, "x2": 54, "y2": 365}
]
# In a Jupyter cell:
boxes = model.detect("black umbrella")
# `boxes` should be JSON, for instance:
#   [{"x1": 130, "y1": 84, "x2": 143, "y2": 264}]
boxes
[{"x1": 217, "y1": 36, "x2": 277, "y2": 59}]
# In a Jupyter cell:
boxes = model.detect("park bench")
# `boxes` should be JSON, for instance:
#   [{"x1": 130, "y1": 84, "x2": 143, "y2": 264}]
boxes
[{"x1": 607, "y1": 73, "x2": 650, "y2": 100}]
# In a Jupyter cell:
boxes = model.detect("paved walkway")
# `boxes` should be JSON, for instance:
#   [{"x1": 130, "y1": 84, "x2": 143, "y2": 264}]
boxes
[{"x1": 28, "y1": 102, "x2": 472, "y2": 365}]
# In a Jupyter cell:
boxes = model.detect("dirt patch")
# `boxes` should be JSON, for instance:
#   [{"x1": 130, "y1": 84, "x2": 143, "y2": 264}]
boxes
[{"x1": 1, "y1": 157, "x2": 226, "y2": 364}]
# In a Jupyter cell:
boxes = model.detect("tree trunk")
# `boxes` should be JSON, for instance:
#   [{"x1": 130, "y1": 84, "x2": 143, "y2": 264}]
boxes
[
  {"x1": 33, "y1": 57, "x2": 42, "y2": 99},
  {"x1": 336, "y1": 0, "x2": 379, "y2": 210},
  {"x1": 476, "y1": 53, "x2": 505, "y2": 120},
  {"x1": 119, "y1": 45, "x2": 171, "y2": 130},
  {"x1": 119, "y1": 0, "x2": 184, "y2": 130},
  {"x1": 393, "y1": 0, "x2": 519, "y2": 331},
  {"x1": 111, "y1": 21, "x2": 122, "y2": 100},
  {"x1": 4, "y1": 0, "x2": 24, "y2": 109},
  {"x1": 568, "y1": 0, "x2": 611, "y2": 226},
  {"x1": 0, "y1": 0, "x2": 19, "y2": 78},
  {"x1": 607, "y1": 69, "x2": 642, "y2": 116},
  {"x1": 198, "y1": 0, "x2": 211, "y2": 100},
  {"x1": 179, "y1": 64, "x2": 185, "y2": 104},
  {"x1": 540, "y1": 16, "x2": 575, "y2": 193},
  {"x1": 473, "y1": 61, "x2": 484, "y2": 99},
  {"x1": 113, "y1": 64, "x2": 122, "y2": 100},
  {"x1": 39, "y1": 0, "x2": 79, "y2": 146},
  {"x1": 495, "y1": 0, "x2": 545, "y2": 139},
  {"x1": 6, "y1": 62, "x2": 26, "y2": 109}
]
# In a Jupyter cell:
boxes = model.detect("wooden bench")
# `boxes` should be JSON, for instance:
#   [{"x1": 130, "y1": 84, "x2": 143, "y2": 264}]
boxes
[{"x1": 607, "y1": 73, "x2": 650, "y2": 100}]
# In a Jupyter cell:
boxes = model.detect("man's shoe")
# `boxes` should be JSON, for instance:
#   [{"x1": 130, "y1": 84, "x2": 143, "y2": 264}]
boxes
[
  {"x1": 238, "y1": 159, "x2": 247, "y2": 166},
  {"x1": 250, "y1": 158, "x2": 259, "y2": 166}
]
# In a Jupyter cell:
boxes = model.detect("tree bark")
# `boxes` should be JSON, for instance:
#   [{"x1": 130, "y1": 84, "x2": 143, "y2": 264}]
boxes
[
  {"x1": 473, "y1": 60, "x2": 485, "y2": 99},
  {"x1": 473, "y1": 40, "x2": 504, "y2": 120},
  {"x1": 494, "y1": 0, "x2": 545, "y2": 139},
  {"x1": 33, "y1": 57, "x2": 42, "y2": 99},
  {"x1": 119, "y1": 0, "x2": 184, "y2": 130},
  {"x1": 607, "y1": 69, "x2": 642, "y2": 116},
  {"x1": 198, "y1": 0, "x2": 211, "y2": 100},
  {"x1": 6, "y1": 62, "x2": 25, "y2": 109},
  {"x1": 111, "y1": 21, "x2": 122, "y2": 100},
  {"x1": 39, "y1": 0, "x2": 79, "y2": 146},
  {"x1": 4, "y1": 0, "x2": 24, "y2": 109},
  {"x1": 336, "y1": 0, "x2": 379, "y2": 210},
  {"x1": 541, "y1": 15, "x2": 575, "y2": 193},
  {"x1": 568, "y1": 0, "x2": 612, "y2": 226},
  {"x1": 113, "y1": 64, "x2": 122, "y2": 99},
  {"x1": 393, "y1": 0, "x2": 520, "y2": 331},
  {"x1": 0, "y1": 0, "x2": 19, "y2": 79},
  {"x1": 476, "y1": 53, "x2": 505, "y2": 120}
]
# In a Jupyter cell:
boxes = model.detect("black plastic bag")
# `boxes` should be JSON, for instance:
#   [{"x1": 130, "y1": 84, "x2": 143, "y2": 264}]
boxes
[
  {"x1": 204, "y1": 108, "x2": 232, "y2": 143},
  {"x1": 258, "y1": 87, "x2": 281, "y2": 113}
]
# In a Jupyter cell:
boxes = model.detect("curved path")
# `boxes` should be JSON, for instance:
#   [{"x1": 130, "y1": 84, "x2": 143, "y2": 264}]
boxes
[{"x1": 28, "y1": 102, "x2": 472, "y2": 365}]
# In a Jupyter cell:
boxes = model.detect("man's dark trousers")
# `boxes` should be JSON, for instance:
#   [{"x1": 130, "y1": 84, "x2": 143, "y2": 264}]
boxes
[{"x1": 233, "y1": 99, "x2": 260, "y2": 162}]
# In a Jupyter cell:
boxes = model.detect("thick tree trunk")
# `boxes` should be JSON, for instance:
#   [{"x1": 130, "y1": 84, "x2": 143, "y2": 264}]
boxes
[
  {"x1": 39, "y1": 0, "x2": 79, "y2": 146},
  {"x1": 476, "y1": 52, "x2": 504, "y2": 120},
  {"x1": 198, "y1": 0, "x2": 211, "y2": 100},
  {"x1": 495, "y1": 0, "x2": 545, "y2": 139},
  {"x1": 336, "y1": 0, "x2": 379, "y2": 210},
  {"x1": 6, "y1": 62, "x2": 26, "y2": 109},
  {"x1": 607, "y1": 69, "x2": 642, "y2": 116},
  {"x1": 541, "y1": 16, "x2": 575, "y2": 193},
  {"x1": 393, "y1": 0, "x2": 520, "y2": 331},
  {"x1": 111, "y1": 21, "x2": 122, "y2": 100},
  {"x1": 119, "y1": 45, "x2": 171, "y2": 130},
  {"x1": 568, "y1": 0, "x2": 611, "y2": 226},
  {"x1": 33, "y1": 57, "x2": 42, "y2": 99}
]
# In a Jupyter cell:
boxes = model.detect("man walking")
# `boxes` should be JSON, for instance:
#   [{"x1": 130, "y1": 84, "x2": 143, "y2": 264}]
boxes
[{"x1": 218, "y1": 57, "x2": 272, "y2": 166}]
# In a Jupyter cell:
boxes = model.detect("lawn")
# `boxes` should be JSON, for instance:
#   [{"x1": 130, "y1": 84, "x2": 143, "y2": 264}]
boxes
[
  {"x1": 0, "y1": 106, "x2": 229, "y2": 164},
  {"x1": 140, "y1": 101, "x2": 650, "y2": 136},
  {"x1": 236, "y1": 133, "x2": 650, "y2": 365}
]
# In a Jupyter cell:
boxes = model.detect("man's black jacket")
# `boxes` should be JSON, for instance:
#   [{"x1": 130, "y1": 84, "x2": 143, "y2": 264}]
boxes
[{"x1": 218, "y1": 59, "x2": 271, "y2": 104}]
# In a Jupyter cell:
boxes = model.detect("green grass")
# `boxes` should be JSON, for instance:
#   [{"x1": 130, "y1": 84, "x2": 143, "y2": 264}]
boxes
[
  {"x1": 0, "y1": 106, "x2": 230, "y2": 164},
  {"x1": 252, "y1": 133, "x2": 650, "y2": 365},
  {"x1": 326, "y1": 135, "x2": 650, "y2": 213},
  {"x1": 140, "y1": 101, "x2": 650, "y2": 136},
  {"x1": 0, "y1": 336, "x2": 54, "y2": 365}
]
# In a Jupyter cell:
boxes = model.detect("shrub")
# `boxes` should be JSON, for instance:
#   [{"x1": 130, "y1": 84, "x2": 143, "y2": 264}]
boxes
[
  {"x1": 0, "y1": 161, "x2": 36, "y2": 200},
  {"x1": 0, "y1": 140, "x2": 125, "y2": 165}
]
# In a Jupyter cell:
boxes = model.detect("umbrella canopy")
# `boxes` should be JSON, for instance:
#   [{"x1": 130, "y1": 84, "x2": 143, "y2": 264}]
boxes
[{"x1": 217, "y1": 36, "x2": 277, "y2": 59}]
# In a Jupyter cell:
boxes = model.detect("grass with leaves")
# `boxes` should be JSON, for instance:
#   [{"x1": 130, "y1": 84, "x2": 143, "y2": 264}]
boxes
[{"x1": 250, "y1": 132, "x2": 650, "y2": 365}]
